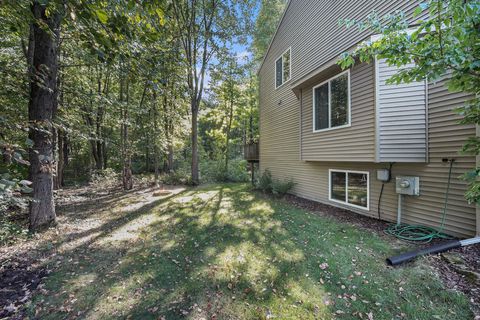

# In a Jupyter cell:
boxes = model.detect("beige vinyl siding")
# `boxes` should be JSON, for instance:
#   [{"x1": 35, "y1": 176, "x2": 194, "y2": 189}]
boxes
[
  {"x1": 260, "y1": 0, "x2": 420, "y2": 83},
  {"x1": 301, "y1": 62, "x2": 375, "y2": 161},
  {"x1": 259, "y1": 0, "x2": 477, "y2": 238},
  {"x1": 260, "y1": 65, "x2": 476, "y2": 237}
]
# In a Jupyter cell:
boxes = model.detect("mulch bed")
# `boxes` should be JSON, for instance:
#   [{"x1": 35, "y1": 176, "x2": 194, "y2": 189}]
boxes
[{"x1": 282, "y1": 193, "x2": 480, "y2": 318}]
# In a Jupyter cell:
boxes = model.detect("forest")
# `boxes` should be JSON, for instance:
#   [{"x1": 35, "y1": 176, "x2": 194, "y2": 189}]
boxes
[{"x1": 1, "y1": 0, "x2": 287, "y2": 233}]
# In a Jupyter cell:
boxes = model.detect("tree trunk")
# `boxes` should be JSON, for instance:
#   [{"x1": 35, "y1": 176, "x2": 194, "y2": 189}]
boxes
[
  {"x1": 225, "y1": 97, "x2": 234, "y2": 172},
  {"x1": 191, "y1": 99, "x2": 199, "y2": 185},
  {"x1": 120, "y1": 68, "x2": 133, "y2": 190},
  {"x1": 54, "y1": 129, "x2": 65, "y2": 189},
  {"x1": 28, "y1": 1, "x2": 62, "y2": 231},
  {"x1": 163, "y1": 91, "x2": 174, "y2": 173},
  {"x1": 153, "y1": 92, "x2": 160, "y2": 185},
  {"x1": 167, "y1": 143, "x2": 174, "y2": 172}
]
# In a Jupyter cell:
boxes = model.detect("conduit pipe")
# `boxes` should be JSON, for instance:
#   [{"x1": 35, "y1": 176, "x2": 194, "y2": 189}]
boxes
[{"x1": 386, "y1": 236, "x2": 480, "y2": 266}]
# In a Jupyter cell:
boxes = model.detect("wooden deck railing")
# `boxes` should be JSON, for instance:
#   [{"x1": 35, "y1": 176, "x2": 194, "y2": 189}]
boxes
[{"x1": 244, "y1": 142, "x2": 259, "y2": 162}]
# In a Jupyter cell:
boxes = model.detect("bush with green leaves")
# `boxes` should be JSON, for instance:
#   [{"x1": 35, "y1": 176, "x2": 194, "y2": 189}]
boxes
[
  {"x1": 162, "y1": 170, "x2": 191, "y2": 185},
  {"x1": 0, "y1": 173, "x2": 32, "y2": 212},
  {"x1": 256, "y1": 169, "x2": 295, "y2": 196},
  {"x1": 257, "y1": 169, "x2": 273, "y2": 193},
  {"x1": 0, "y1": 217, "x2": 29, "y2": 245},
  {"x1": 200, "y1": 159, "x2": 249, "y2": 183},
  {"x1": 271, "y1": 178, "x2": 296, "y2": 196},
  {"x1": 90, "y1": 168, "x2": 119, "y2": 187}
]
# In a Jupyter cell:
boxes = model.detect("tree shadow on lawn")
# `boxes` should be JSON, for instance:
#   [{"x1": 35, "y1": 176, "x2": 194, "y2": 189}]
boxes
[{"x1": 31, "y1": 184, "x2": 473, "y2": 320}]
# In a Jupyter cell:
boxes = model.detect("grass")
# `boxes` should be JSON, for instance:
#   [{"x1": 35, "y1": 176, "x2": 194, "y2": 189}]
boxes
[{"x1": 29, "y1": 183, "x2": 472, "y2": 319}]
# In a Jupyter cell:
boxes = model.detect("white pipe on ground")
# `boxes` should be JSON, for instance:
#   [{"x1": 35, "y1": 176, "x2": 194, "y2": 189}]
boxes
[{"x1": 460, "y1": 237, "x2": 480, "y2": 246}]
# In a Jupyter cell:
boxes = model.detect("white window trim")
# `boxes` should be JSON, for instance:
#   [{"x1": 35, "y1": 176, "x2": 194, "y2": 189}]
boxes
[
  {"x1": 328, "y1": 169, "x2": 370, "y2": 211},
  {"x1": 312, "y1": 69, "x2": 351, "y2": 133},
  {"x1": 275, "y1": 47, "x2": 291, "y2": 90}
]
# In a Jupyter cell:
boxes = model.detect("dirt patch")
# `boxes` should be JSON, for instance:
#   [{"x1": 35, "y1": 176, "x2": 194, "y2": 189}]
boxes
[
  {"x1": 431, "y1": 245, "x2": 480, "y2": 317},
  {"x1": 0, "y1": 181, "x2": 185, "y2": 318},
  {"x1": 281, "y1": 192, "x2": 480, "y2": 317},
  {"x1": 0, "y1": 255, "x2": 48, "y2": 319}
]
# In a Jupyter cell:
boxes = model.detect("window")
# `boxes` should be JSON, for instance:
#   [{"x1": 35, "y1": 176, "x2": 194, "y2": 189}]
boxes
[
  {"x1": 329, "y1": 169, "x2": 369, "y2": 210},
  {"x1": 313, "y1": 70, "x2": 350, "y2": 132},
  {"x1": 275, "y1": 48, "x2": 291, "y2": 88}
]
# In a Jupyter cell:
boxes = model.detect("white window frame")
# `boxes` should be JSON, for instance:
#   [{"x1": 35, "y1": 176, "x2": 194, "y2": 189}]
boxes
[
  {"x1": 275, "y1": 47, "x2": 291, "y2": 89},
  {"x1": 312, "y1": 69, "x2": 351, "y2": 133},
  {"x1": 328, "y1": 169, "x2": 369, "y2": 211}
]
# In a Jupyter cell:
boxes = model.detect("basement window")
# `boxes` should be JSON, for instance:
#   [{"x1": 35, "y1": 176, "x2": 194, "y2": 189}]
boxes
[
  {"x1": 313, "y1": 70, "x2": 350, "y2": 132},
  {"x1": 329, "y1": 169, "x2": 369, "y2": 210},
  {"x1": 275, "y1": 48, "x2": 291, "y2": 89}
]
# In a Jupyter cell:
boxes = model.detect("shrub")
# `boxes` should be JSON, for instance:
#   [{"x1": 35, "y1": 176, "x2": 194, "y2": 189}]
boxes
[
  {"x1": 162, "y1": 170, "x2": 190, "y2": 185},
  {"x1": 271, "y1": 178, "x2": 296, "y2": 196},
  {"x1": 200, "y1": 159, "x2": 249, "y2": 183},
  {"x1": 226, "y1": 160, "x2": 249, "y2": 183},
  {"x1": 90, "y1": 168, "x2": 119, "y2": 188},
  {"x1": 257, "y1": 169, "x2": 273, "y2": 193},
  {"x1": 0, "y1": 217, "x2": 28, "y2": 246}
]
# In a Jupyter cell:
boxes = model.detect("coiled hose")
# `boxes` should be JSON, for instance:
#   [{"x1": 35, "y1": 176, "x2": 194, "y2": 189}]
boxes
[{"x1": 384, "y1": 159, "x2": 454, "y2": 243}]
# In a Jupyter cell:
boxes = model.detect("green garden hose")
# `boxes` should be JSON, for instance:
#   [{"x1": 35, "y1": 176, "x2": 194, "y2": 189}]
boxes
[{"x1": 384, "y1": 159, "x2": 455, "y2": 243}]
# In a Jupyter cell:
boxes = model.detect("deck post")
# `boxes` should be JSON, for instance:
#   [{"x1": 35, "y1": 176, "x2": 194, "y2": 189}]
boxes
[{"x1": 251, "y1": 162, "x2": 255, "y2": 185}]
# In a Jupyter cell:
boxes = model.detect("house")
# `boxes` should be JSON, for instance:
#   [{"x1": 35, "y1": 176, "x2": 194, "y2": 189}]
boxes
[{"x1": 257, "y1": 0, "x2": 479, "y2": 238}]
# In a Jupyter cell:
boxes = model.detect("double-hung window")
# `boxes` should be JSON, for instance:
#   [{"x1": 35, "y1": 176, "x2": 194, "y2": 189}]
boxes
[
  {"x1": 275, "y1": 48, "x2": 291, "y2": 88},
  {"x1": 329, "y1": 169, "x2": 369, "y2": 210},
  {"x1": 313, "y1": 70, "x2": 350, "y2": 131}
]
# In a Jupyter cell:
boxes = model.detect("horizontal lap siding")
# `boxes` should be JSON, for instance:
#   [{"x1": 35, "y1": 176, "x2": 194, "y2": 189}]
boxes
[
  {"x1": 263, "y1": 1, "x2": 420, "y2": 85},
  {"x1": 259, "y1": 0, "x2": 476, "y2": 237},
  {"x1": 301, "y1": 62, "x2": 375, "y2": 161},
  {"x1": 377, "y1": 59, "x2": 427, "y2": 162}
]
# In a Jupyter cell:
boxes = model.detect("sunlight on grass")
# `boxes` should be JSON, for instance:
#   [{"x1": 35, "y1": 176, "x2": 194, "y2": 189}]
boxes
[{"x1": 31, "y1": 183, "x2": 473, "y2": 320}]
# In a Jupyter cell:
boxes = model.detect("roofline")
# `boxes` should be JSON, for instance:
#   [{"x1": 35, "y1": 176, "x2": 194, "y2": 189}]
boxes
[{"x1": 256, "y1": 0, "x2": 292, "y2": 75}]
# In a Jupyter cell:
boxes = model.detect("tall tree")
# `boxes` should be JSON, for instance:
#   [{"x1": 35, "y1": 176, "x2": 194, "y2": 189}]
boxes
[
  {"x1": 169, "y1": 0, "x2": 253, "y2": 184},
  {"x1": 252, "y1": 0, "x2": 287, "y2": 62},
  {"x1": 28, "y1": 1, "x2": 64, "y2": 230},
  {"x1": 209, "y1": 51, "x2": 244, "y2": 172}
]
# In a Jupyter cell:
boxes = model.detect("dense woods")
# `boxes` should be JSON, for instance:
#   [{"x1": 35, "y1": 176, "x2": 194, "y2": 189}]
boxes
[{"x1": 0, "y1": 0, "x2": 287, "y2": 233}]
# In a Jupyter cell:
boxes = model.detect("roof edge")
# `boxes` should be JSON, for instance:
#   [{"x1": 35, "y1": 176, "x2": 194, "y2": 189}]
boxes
[{"x1": 256, "y1": 0, "x2": 292, "y2": 75}]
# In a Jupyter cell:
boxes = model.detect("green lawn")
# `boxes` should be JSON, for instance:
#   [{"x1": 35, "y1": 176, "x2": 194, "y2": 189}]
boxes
[{"x1": 30, "y1": 183, "x2": 472, "y2": 319}]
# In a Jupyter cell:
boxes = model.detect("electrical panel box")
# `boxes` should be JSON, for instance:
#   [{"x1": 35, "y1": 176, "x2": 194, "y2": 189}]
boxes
[
  {"x1": 395, "y1": 176, "x2": 420, "y2": 196},
  {"x1": 377, "y1": 169, "x2": 390, "y2": 182}
]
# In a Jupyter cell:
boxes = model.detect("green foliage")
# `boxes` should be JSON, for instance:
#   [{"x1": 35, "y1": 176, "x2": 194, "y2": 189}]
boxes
[
  {"x1": 252, "y1": 0, "x2": 288, "y2": 62},
  {"x1": 0, "y1": 173, "x2": 31, "y2": 213},
  {"x1": 338, "y1": 0, "x2": 480, "y2": 204},
  {"x1": 257, "y1": 169, "x2": 273, "y2": 193},
  {"x1": 256, "y1": 169, "x2": 295, "y2": 196},
  {"x1": 161, "y1": 170, "x2": 191, "y2": 186},
  {"x1": 200, "y1": 159, "x2": 249, "y2": 183},
  {"x1": 90, "y1": 168, "x2": 119, "y2": 187},
  {"x1": 0, "y1": 216, "x2": 29, "y2": 246},
  {"x1": 271, "y1": 178, "x2": 296, "y2": 196}
]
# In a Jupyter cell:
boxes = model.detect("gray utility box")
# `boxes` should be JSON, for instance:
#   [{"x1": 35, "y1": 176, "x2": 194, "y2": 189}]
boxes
[{"x1": 395, "y1": 176, "x2": 420, "y2": 196}]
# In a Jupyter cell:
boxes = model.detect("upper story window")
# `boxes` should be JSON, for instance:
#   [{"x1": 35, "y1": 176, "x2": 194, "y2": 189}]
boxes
[
  {"x1": 313, "y1": 70, "x2": 350, "y2": 132},
  {"x1": 275, "y1": 48, "x2": 291, "y2": 88}
]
